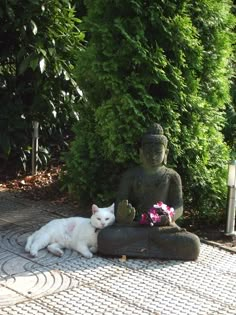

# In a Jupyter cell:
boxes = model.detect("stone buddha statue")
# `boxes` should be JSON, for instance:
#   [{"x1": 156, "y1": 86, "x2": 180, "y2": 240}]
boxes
[{"x1": 98, "y1": 123, "x2": 200, "y2": 260}]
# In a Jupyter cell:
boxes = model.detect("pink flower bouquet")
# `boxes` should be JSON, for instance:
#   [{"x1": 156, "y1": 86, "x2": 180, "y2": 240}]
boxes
[{"x1": 139, "y1": 201, "x2": 174, "y2": 226}]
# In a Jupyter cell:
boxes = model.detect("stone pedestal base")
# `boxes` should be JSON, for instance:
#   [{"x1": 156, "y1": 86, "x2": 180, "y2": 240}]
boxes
[{"x1": 98, "y1": 223, "x2": 200, "y2": 261}]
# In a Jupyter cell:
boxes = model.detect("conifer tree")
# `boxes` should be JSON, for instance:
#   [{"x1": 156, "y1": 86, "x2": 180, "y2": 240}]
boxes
[{"x1": 64, "y1": 0, "x2": 235, "y2": 224}]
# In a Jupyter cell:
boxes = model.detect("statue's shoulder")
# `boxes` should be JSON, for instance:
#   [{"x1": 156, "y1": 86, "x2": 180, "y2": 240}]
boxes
[{"x1": 165, "y1": 167, "x2": 182, "y2": 183}]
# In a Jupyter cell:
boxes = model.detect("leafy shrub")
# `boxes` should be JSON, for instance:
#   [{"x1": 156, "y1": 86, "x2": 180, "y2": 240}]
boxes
[
  {"x1": 0, "y1": 0, "x2": 83, "y2": 174},
  {"x1": 63, "y1": 0, "x2": 235, "y2": 225}
]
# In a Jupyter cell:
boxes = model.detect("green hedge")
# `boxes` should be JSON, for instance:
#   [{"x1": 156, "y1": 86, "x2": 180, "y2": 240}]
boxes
[
  {"x1": 0, "y1": 0, "x2": 83, "y2": 172},
  {"x1": 63, "y1": 0, "x2": 235, "y2": 225}
]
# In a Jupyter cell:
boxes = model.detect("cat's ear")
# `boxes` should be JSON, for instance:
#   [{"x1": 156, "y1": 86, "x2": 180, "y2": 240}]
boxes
[
  {"x1": 109, "y1": 203, "x2": 115, "y2": 213},
  {"x1": 92, "y1": 204, "x2": 99, "y2": 214}
]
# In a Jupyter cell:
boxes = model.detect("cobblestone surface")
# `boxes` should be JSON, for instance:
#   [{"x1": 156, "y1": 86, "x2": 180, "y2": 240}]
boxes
[{"x1": 0, "y1": 190, "x2": 236, "y2": 315}]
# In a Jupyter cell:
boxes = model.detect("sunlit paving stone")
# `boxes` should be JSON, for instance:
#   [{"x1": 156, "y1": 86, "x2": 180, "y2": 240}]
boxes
[
  {"x1": 1, "y1": 191, "x2": 236, "y2": 315},
  {"x1": 1, "y1": 267, "x2": 79, "y2": 305}
]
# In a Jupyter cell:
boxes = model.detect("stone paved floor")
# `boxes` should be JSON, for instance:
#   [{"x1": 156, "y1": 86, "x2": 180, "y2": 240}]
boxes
[{"x1": 1, "y1": 190, "x2": 236, "y2": 315}]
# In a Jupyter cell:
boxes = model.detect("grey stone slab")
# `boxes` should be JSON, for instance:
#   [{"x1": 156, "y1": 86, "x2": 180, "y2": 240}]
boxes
[
  {"x1": 209, "y1": 306, "x2": 236, "y2": 315},
  {"x1": 0, "y1": 243, "x2": 236, "y2": 315},
  {"x1": 2, "y1": 267, "x2": 79, "y2": 305},
  {"x1": 0, "y1": 203, "x2": 60, "y2": 228},
  {"x1": 90, "y1": 268, "x2": 228, "y2": 315},
  {"x1": 140, "y1": 260, "x2": 236, "y2": 306},
  {"x1": 0, "y1": 226, "x2": 32, "y2": 250},
  {"x1": 198, "y1": 243, "x2": 236, "y2": 274},
  {"x1": 49, "y1": 255, "x2": 130, "y2": 285},
  {"x1": 0, "y1": 197, "x2": 33, "y2": 212},
  {"x1": 37, "y1": 286, "x2": 152, "y2": 315},
  {"x1": 35, "y1": 200, "x2": 84, "y2": 218},
  {"x1": 0, "y1": 219, "x2": 14, "y2": 227},
  {"x1": 0, "y1": 220, "x2": 17, "y2": 234},
  {"x1": 107, "y1": 245, "x2": 236, "y2": 307},
  {"x1": 0, "y1": 284, "x2": 27, "y2": 307},
  {"x1": 0, "y1": 250, "x2": 41, "y2": 279},
  {"x1": 0, "y1": 300, "x2": 56, "y2": 314},
  {"x1": 0, "y1": 189, "x2": 88, "y2": 218},
  {"x1": 1, "y1": 191, "x2": 236, "y2": 315},
  {"x1": 107, "y1": 255, "x2": 180, "y2": 272},
  {"x1": 0, "y1": 190, "x2": 32, "y2": 203}
]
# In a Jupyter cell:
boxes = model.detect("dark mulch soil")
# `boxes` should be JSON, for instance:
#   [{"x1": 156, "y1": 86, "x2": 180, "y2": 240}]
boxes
[
  {"x1": 190, "y1": 226, "x2": 236, "y2": 252},
  {"x1": 0, "y1": 165, "x2": 77, "y2": 206},
  {"x1": 1, "y1": 165, "x2": 236, "y2": 252}
]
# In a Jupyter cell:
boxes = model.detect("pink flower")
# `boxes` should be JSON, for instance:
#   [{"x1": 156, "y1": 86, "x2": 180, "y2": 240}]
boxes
[
  {"x1": 140, "y1": 213, "x2": 149, "y2": 225},
  {"x1": 149, "y1": 207, "x2": 157, "y2": 214},
  {"x1": 139, "y1": 202, "x2": 175, "y2": 226},
  {"x1": 162, "y1": 205, "x2": 175, "y2": 218},
  {"x1": 167, "y1": 206, "x2": 175, "y2": 217},
  {"x1": 149, "y1": 211, "x2": 161, "y2": 223},
  {"x1": 161, "y1": 204, "x2": 168, "y2": 211},
  {"x1": 156, "y1": 201, "x2": 163, "y2": 208}
]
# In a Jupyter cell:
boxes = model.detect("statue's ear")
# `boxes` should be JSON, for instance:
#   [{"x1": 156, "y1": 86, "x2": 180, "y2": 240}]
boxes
[{"x1": 164, "y1": 148, "x2": 169, "y2": 165}]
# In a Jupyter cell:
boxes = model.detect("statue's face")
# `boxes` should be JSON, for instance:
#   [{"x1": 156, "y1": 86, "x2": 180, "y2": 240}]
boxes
[{"x1": 141, "y1": 141, "x2": 165, "y2": 168}]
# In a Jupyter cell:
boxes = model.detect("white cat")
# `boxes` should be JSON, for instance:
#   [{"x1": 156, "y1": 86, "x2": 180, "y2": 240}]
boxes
[{"x1": 25, "y1": 203, "x2": 115, "y2": 258}]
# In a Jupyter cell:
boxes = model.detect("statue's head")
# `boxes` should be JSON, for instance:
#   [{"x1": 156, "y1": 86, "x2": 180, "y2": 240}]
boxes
[
  {"x1": 140, "y1": 123, "x2": 168, "y2": 169},
  {"x1": 141, "y1": 123, "x2": 168, "y2": 147}
]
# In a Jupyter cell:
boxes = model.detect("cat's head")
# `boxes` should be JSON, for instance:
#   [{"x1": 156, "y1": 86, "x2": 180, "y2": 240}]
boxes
[{"x1": 90, "y1": 203, "x2": 115, "y2": 229}]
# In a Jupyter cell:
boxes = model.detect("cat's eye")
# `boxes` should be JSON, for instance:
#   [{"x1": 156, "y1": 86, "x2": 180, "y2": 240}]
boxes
[
  {"x1": 105, "y1": 218, "x2": 109, "y2": 221},
  {"x1": 97, "y1": 218, "x2": 101, "y2": 221}
]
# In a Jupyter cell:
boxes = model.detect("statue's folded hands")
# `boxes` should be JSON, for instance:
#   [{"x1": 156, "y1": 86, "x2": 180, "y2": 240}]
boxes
[{"x1": 116, "y1": 200, "x2": 136, "y2": 224}]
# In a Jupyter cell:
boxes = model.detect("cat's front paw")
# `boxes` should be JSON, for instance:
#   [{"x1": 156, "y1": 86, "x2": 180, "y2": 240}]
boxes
[
  {"x1": 90, "y1": 246, "x2": 97, "y2": 254},
  {"x1": 82, "y1": 252, "x2": 93, "y2": 259},
  {"x1": 47, "y1": 244, "x2": 64, "y2": 257},
  {"x1": 30, "y1": 249, "x2": 38, "y2": 257},
  {"x1": 25, "y1": 244, "x2": 30, "y2": 252}
]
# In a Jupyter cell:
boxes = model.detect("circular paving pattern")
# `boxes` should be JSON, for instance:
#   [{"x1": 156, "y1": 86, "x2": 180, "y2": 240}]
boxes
[{"x1": 1, "y1": 193, "x2": 236, "y2": 315}]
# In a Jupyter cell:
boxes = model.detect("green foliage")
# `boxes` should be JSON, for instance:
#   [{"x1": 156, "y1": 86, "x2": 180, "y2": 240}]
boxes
[
  {"x1": 224, "y1": 3, "x2": 236, "y2": 159},
  {"x1": 63, "y1": 0, "x2": 235, "y2": 224},
  {"x1": 225, "y1": 102, "x2": 236, "y2": 160},
  {"x1": 0, "y1": 0, "x2": 83, "y2": 173}
]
